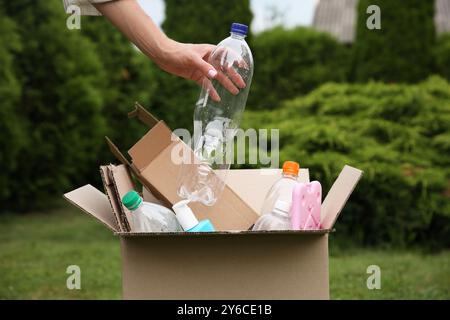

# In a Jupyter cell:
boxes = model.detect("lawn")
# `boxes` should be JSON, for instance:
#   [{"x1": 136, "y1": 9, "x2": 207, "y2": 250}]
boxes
[{"x1": 0, "y1": 204, "x2": 448, "y2": 299}]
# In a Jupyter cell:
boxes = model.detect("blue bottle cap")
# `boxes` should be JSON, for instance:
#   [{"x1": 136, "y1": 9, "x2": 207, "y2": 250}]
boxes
[
  {"x1": 231, "y1": 23, "x2": 248, "y2": 36},
  {"x1": 188, "y1": 219, "x2": 215, "y2": 232}
]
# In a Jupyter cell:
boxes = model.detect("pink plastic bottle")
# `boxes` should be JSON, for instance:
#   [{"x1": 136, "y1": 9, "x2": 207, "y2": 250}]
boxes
[{"x1": 290, "y1": 181, "x2": 322, "y2": 230}]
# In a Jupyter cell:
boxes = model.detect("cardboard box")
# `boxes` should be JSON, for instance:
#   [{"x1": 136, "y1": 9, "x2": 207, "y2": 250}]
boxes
[
  {"x1": 105, "y1": 103, "x2": 259, "y2": 231},
  {"x1": 63, "y1": 103, "x2": 363, "y2": 299}
]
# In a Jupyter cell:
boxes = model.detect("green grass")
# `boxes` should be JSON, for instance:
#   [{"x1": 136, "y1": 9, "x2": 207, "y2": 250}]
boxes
[
  {"x1": 0, "y1": 204, "x2": 121, "y2": 299},
  {"x1": 0, "y1": 205, "x2": 448, "y2": 299},
  {"x1": 329, "y1": 247, "x2": 449, "y2": 299}
]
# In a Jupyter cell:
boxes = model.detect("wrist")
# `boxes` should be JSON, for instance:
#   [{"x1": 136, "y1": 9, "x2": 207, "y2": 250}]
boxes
[{"x1": 150, "y1": 37, "x2": 179, "y2": 66}]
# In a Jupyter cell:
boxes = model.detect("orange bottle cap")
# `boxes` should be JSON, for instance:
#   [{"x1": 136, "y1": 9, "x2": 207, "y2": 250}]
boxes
[{"x1": 282, "y1": 161, "x2": 300, "y2": 176}]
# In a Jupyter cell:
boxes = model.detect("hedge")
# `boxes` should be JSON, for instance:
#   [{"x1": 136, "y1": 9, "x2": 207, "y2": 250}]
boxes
[
  {"x1": 242, "y1": 76, "x2": 450, "y2": 248},
  {"x1": 0, "y1": 1, "x2": 161, "y2": 212},
  {"x1": 163, "y1": 0, "x2": 252, "y2": 44},
  {"x1": 352, "y1": 0, "x2": 435, "y2": 82},
  {"x1": 248, "y1": 27, "x2": 350, "y2": 110},
  {"x1": 0, "y1": 15, "x2": 26, "y2": 209},
  {"x1": 1, "y1": 2, "x2": 107, "y2": 212},
  {"x1": 434, "y1": 33, "x2": 450, "y2": 81},
  {"x1": 80, "y1": 16, "x2": 156, "y2": 155}
]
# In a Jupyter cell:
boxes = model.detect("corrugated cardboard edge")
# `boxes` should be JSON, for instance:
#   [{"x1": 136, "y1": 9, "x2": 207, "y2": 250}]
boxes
[
  {"x1": 100, "y1": 165, "x2": 126, "y2": 231},
  {"x1": 321, "y1": 165, "x2": 363, "y2": 230},
  {"x1": 63, "y1": 184, "x2": 118, "y2": 232},
  {"x1": 128, "y1": 102, "x2": 159, "y2": 128},
  {"x1": 101, "y1": 164, "x2": 136, "y2": 232},
  {"x1": 109, "y1": 164, "x2": 136, "y2": 231},
  {"x1": 116, "y1": 229, "x2": 331, "y2": 237}
]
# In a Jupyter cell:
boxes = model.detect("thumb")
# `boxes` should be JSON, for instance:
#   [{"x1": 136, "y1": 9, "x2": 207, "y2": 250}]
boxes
[{"x1": 194, "y1": 56, "x2": 217, "y2": 79}]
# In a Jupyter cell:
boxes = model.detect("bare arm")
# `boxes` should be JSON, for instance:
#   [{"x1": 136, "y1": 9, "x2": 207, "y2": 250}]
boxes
[{"x1": 93, "y1": 0, "x2": 242, "y2": 100}]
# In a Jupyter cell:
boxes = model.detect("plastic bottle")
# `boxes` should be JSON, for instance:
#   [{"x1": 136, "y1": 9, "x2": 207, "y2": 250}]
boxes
[
  {"x1": 122, "y1": 191, "x2": 182, "y2": 232},
  {"x1": 177, "y1": 22, "x2": 254, "y2": 207},
  {"x1": 252, "y1": 200, "x2": 292, "y2": 231},
  {"x1": 172, "y1": 200, "x2": 215, "y2": 232},
  {"x1": 260, "y1": 161, "x2": 300, "y2": 216},
  {"x1": 291, "y1": 181, "x2": 322, "y2": 230}
]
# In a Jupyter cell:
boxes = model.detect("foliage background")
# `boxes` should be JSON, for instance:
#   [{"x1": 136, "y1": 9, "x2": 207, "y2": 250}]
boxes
[
  {"x1": 243, "y1": 77, "x2": 450, "y2": 247},
  {"x1": 352, "y1": 0, "x2": 436, "y2": 82},
  {"x1": 0, "y1": 0, "x2": 449, "y2": 249}
]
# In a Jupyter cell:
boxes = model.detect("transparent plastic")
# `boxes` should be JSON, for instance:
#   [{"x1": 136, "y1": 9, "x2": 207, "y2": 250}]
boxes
[
  {"x1": 252, "y1": 200, "x2": 292, "y2": 231},
  {"x1": 260, "y1": 172, "x2": 298, "y2": 216},
  {"x1": 132, "y1": 201, "x2": 182, "y2": 233},
  {"x1": 177, "y1": 29, "x2": 254, "y2": 206}
]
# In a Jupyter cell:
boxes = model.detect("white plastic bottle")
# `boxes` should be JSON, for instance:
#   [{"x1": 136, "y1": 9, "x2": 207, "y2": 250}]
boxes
[
  {"x1": 252, "y1": 200, "x2": 292, "y2": 231},
  {"x1": 178, "y1": 22, "x2": 254, "y2": 206},
  {"x1": 122, "y1": 191, "x2": 182, "y2": 232},
  {"x1": 260, "y1": 161, "x2": 300, "y2": 216}
]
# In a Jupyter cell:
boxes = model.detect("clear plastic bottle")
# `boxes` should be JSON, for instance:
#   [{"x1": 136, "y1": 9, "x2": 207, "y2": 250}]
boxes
[
  {"x1": 260, "y1": 161, "x2": 300, "y2": 216},
  {"x1": 122, "y1": 191, "x2": 182, "y2": 232},
  {"x1": 252, "y1": 200, "x2": 292, "y2": 231},
  {"x1": 178, "y1": 23, "x2": 254, "y2": 206}
]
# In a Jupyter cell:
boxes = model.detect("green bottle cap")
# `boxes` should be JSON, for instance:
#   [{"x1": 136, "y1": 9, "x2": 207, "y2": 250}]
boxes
[{"x1": 121, "y1": 190, "x2": 142, "y2": 211}]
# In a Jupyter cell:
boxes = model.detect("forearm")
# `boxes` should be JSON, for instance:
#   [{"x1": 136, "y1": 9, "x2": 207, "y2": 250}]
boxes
[
  {"x1": 91, "y1": 0, "x2": 223, "y2": 96},
  {"x1": 93, "y1": 0, "x2": 174, "y2": 64}
]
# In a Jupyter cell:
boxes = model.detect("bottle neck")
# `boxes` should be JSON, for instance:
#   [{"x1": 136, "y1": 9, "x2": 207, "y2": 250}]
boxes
[
  {"x1": 282, "y1": 172, "x2": 298, "y2": 180},
  {"x1": 230, "y1": 32, "x2": 246, "y2": 40},
  {"x1": 131, "y1": 201, "x2": 143, "y2": 212}
]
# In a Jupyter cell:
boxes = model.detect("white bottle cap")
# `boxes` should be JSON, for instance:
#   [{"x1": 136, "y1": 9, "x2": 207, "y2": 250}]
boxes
[
  {"x1": 172, "y1": 200, "x2": 199, "y2": 231},
  {"x1": 274, "y1": 200, "x2": 291, "y2": 214}
]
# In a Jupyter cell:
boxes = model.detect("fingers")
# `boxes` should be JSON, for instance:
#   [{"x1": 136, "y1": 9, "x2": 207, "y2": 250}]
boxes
[
  {"x1": 197, "y1": 77, "x2": 221, "y2": 102},
  {"x1": 225, "y1": 62, "x2": 246, "y2": 89},
  {"x1": 215, "y1": 70, "x2": 240, "y2": 95},
  {"x1": 211, "y1": 47, "x2": 247, "y2": 90},
  {"x1": 194, "y1": 56, "x2": 218, "y2": 80},
  {"x1": 193, "y1": 45, "x2": 247, "y2": 96}
]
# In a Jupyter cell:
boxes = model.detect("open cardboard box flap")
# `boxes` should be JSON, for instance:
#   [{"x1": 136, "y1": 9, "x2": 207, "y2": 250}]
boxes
[
  {"x1": 64, "y1": 165, "x2": 362, "y2": 235},
  {"x1": 64, "y1": 184, "x2": 118, "y2": 232},
  {"x1": 104, "y1": 103, "x2": 262, "y2": 230}
]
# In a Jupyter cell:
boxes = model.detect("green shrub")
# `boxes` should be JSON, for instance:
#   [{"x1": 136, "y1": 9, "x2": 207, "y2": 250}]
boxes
[
  {"x1": 243, "y1": 76, "x2": 450, "y2": 248},
  {"x1": 249, "y1": 27, "x2": 350, "y2": 110},
  {"x1": 163, "y1": 0, "x2": 252, "y2": 44},
  {"x1": 0, "y1": 14, "x2": 27, "y2": 209},
  {"x1": 149, "y1": 69, "x2": 199, "y2": 131},
  {"x1": 352, "y1": 0, "x2": 435, "y2": 82},
  {"x1": 1, "y1": 1, "x2": 107, "y2": 212},
  {"x1": 434, "y1": 33, "x2": 450, "y2": 80},
  {"x1": 80, "y1": 16, "x2": 156, "y2": 153}
]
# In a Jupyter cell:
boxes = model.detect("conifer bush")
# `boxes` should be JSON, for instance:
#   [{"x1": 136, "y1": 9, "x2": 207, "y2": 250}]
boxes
[{"x1": 243, "y1": 76, "x2": 450, "y2": 247}]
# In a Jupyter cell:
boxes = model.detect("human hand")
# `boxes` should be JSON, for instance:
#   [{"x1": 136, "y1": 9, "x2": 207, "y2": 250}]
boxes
[
  {"x1": 92, "y1": 1, "x2": 246, "y2": 101},
  {"x1": 155, "y1": 41, "x2": 246, "y2": 101}
]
